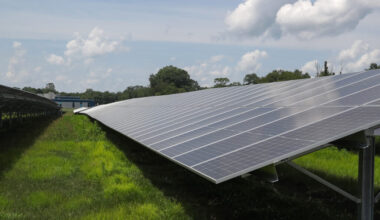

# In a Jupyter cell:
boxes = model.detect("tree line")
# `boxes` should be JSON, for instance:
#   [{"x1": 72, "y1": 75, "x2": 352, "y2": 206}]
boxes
[{"x1": 21, "y1": 62, "x2": 380, "y2": 105}]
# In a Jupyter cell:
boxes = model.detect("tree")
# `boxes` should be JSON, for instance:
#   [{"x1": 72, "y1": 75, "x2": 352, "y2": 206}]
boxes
[
  {"x1": 44, "y1": 83, "x2": 57, "y2": 93},
  {"x1": 259, "y1": 69, "x2": 310, "y2": 83},
  {"x1": 122, "y1": 86, "x2": 152, "y2": 99},
  {"x1": 149, "y1": 65, "x2": 200, "y2": 95},
  {"x1": 318, "y1": 61, "x2": 334, "y2": 77},
  {"x1": 214, "y1": 78, "x2": 230, "y2": 88},
  {"x1": 23, "y1": 86, "x2": 43, "y2": 94},
  {"x1": 229, "y1": 82, "x2": 241, "y2": 87},
  {"x1": 369, "y1": 63, "x2": 379, "y2": 70},
  {"x1": 243, "y1": 73, "x2": 260, "y2": 85}
]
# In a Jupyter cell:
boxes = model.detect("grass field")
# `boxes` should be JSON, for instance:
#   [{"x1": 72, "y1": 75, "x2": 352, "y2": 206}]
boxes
[{"x1": 0, "y1": 111, "x2": 379, "y2": 219}]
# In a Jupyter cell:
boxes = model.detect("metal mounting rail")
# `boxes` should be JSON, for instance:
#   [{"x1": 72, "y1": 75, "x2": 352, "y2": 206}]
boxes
[
  {"x1": 287, "y1": 161, "x2": 361, "y2": 203},
  {"x1": 288, "y1": 128, "x2": 378, "y2": 220}
]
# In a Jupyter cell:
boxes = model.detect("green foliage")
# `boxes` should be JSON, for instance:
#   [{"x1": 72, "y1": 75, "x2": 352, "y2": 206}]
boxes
[
  {"x1": 262, "y1": 69, "x2": 310, "y2": 82},
  {"x1": 22, "y1": 82, "x2": 57, "y2": 94},
  {"x1": 317, "y1": 61, "x2": 335, "y2": 77},
  {"x1": 149, "y1": 65, "x2": 200, "y2": 95},
  {"x1": 122, "y1": 85, "x2": 153, "y2": 99},
  {"x1": 45, "y1": 82, "x2": 57, "y2": 93},
  {"x1": 243, "y1": 73, "x2": 260, "y2": 85},
  {"x1": 41, "y1": 65, "x2": 200, "y2": 103},
  {"x1": 229, "y1": 82, "x2": 241, "y2": 86},
  {"x1": 213, "y1": 77, "x2": 230, "y2": 87},
  {"x1": 369, "y1": 63, "x2": 380, "y2": 70},
  {"x1": 22, "y1": 86, "x2": 43, "y2": 94},
  {"x1": 243, "y1": 70, "x2": 310, "y2": 84}
]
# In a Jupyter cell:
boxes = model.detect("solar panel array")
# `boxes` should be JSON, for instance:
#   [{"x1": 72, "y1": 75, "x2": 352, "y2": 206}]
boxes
[{"x1": 82, "y1": 70, "x2": 380, "y2": 183}]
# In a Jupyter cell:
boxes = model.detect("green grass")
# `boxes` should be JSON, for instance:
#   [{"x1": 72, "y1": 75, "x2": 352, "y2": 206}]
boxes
[
  {"x1": 0, "y1": 113, "x2": 188, "y2": 219},
  {"x1": 0, "y1": 113, "x2": 379, "y2": 219},
  {"x1": 294, "y1": 146, "x2": 380, "y2": 193}
]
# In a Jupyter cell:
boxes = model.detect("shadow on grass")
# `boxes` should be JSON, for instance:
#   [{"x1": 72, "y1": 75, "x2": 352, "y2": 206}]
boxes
[
  {"x1": 0, "y1": 115, "x2": 58, "y2": 179},
  {"x1": 95, "y1": 124, "x2": 378, "y2": 220}
]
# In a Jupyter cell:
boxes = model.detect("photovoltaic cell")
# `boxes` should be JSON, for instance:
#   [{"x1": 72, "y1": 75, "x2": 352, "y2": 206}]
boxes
[
  {"x1": 193, "y1": 137, "x2": 313, "y2": 181},
  {"x1": 192, "y1": 106, "x2": 380, "y2": 183},
  {"x1": 282, "y1": 107, "x2": 380, "y2": 142},
  {"x1": 170, "y1": 107, "x2": 348, "y2": 166},
  {"x1": 82, "y1": 70, "x2": 380, "y2": 183}
]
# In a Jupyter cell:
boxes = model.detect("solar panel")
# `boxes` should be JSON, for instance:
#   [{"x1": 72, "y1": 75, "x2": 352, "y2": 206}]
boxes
[
  {"x1": 82, "y1": 70, "x2": 380, "y2": 183},
  {"x1": 73, "y1": 107, "x2": 89, "y2": 114}
]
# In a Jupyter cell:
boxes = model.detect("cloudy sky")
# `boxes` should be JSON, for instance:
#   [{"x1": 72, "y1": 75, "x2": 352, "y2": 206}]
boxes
[{"x1": 1, "y1": 0, "x2": 380, "y2": 92}]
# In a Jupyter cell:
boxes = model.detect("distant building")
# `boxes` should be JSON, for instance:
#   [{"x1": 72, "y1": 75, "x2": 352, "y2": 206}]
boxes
[
  {"x1": 53, "y1": 96, "x2": 96, "y2": 109},
  {"x1": 37, "y1": 93, "x2": 96, "y2": 109}
]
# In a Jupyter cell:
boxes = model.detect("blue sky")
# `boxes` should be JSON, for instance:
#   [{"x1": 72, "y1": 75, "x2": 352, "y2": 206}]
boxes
[{"x1": 1, "y1": 0, "x2": 380, "y2": 92}]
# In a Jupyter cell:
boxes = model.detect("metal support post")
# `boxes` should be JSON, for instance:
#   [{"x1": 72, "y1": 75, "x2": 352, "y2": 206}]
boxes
[{"x1": 358, "y1": 130, "x2": 375, "y2": 220}]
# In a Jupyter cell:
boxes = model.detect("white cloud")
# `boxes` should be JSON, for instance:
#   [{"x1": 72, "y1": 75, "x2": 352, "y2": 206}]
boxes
[
  {"x1": 210, "y1": 55, "x2": 225, "y2": 63},
  {"x1": 64, "y1": 27, "x2": 119, "y2": 58},
  {"x1": 84, "y1": 78, "x2": 100, "y2": 86},
  {"x1": 300, "y1": 40, "x2": 380, "y2": 75},
  {"x1": 12, "y1": 41, "x2": 21, "y2": 48},
  {"x1": 184, "y1": 55, "x2": 231, "y2": 86},
  {"x1": 84, "y1": 58, "x2": 94, "y2": 65},
  {"x1": 184, "y1": 50, "x2": 267, "y2": 86},
  {"x1": 5, "y1": 41, "x2": 28, "y2": 83},
  {"x1": 47, "y1": 54, "x2": 65, "y2": 65},
  {"x1": 277, "y1": 0, "x2": 379, "y2": 39},
  {"x1": 47, "y1": 27, "x2": 122, "y2": 66},
  {"x1": 344, "y1": 49, "x2": 380, "y2": 72},
  {"x1": 226, "y1": 0, "x2": 380, "y2": 39},
  {"x1": 84, "y1": 68, "x2": 114, "y2": 88},
  {"x1": 225, "y1": 0, "x2": 291, "y2": 37},
  {"x1": 34, "y1": 66, "x2": 42, "y2": 72},
  {"x1": 56, "y1": 75, "x2": 67, "y2": 82},
  {"x1": 335, "y1": 40, "x2": 380, "y2": 72},
  {"x1": 338, "y1": 40, "x2": 369, "y2": 62},
  {"x1": 301, "y1": 60, "x2": 318, "y2": 75},
  {"x1": 237, "y1": 50, "x2": 267, "y2": 72},
  {"x1": 210, "y1": 66, "x2": 231, "y2": 76}
]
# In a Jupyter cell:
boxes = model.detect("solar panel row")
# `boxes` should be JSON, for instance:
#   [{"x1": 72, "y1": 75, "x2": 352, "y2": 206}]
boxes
[{"x1": 82, "y1": 70, "x2": 380, "y2": 183}]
